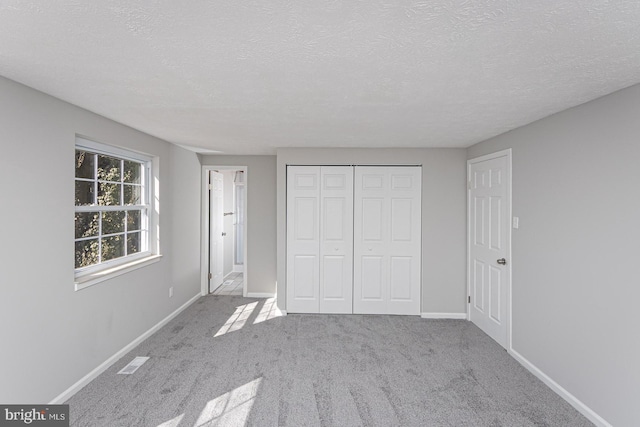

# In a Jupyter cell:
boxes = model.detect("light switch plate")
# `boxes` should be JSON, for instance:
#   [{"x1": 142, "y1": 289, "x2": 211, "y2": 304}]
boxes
[{"x1": 513, "y1": 217, "x2": 519, "y2": 229}]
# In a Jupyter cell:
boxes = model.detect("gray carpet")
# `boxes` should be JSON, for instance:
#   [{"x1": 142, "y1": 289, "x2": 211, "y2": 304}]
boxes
[{"x1": 67, "y1": 295, "x2": 592, "y2": 427}]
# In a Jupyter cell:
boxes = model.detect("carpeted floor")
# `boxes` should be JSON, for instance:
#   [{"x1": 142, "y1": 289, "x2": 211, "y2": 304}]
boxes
[{"x1": 67, "y1": 295, "x2": 592, "y2": 426}]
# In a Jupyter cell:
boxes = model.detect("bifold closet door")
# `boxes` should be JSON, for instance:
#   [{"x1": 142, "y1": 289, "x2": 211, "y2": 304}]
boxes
[
  {"x1": 354, "y1": 167, "x2": 422, "y2": 315},
  {"x1": 319, "y1": 167, "x2": 353, "y2": 313},
  {"x1": 286, "y1": 166, "x2": 353, "y2": 314},
  {"x1": 286, "y1": 166, "x2": 320, "y2": 313}
]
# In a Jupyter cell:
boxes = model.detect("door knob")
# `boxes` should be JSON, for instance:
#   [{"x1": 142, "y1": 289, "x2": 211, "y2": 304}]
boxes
[
  {"x1": 497, "y1": 258, "x2": 506, "y2": 265},
  {"x1": 222, "y1": 232, "x2": 227, "y2": 237}
]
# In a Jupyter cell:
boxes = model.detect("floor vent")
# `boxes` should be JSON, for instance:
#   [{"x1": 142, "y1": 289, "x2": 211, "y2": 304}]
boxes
[
  {"x1": 222, "y1": 280, "x2": 234, "y2": 286},
  {"x1": 117, "y1": 356, "x2": 150, "y2": 375}
]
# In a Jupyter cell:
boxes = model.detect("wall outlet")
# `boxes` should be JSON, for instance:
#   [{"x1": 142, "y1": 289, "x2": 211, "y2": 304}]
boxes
[{"x1": 169, "y1": 287, "x2": 174, "y2": 298}]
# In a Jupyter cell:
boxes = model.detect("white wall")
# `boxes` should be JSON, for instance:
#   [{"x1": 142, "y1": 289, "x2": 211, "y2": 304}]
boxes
[
  {"x1": 467, "y1": 84, "x2": 640, "y2": 426},
  {"x1": 200, "y1": 156, "x2": 277, "y2": 295},
  {"x1": 168, "y1": 144, "x2": 203, "y2": 300},
  {"x1": 0, "y1": 76, "x2": 202, "y2": 403},
  {"x1": 276, "y1": 148, "x2": 467, "y2": 314}
]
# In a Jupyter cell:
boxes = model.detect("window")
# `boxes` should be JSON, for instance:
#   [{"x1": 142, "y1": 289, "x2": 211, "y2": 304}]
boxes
[{"x1": 74, "y1": 137, "x2": 155, "y2": 284}]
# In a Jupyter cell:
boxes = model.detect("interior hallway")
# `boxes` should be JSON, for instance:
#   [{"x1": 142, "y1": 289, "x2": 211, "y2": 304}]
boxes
[{"x1": 212, "y1": 272, "x2": 244, "y2": 296}]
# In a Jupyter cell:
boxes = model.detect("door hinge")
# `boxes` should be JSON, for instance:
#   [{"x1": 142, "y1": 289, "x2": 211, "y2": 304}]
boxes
[
  {"x1": 468, "y1": 296, "x2": 471, "y2": 304},
  {"x1": 208, "y1": 273, "x2": 212, "y2": 279},
  {"x1": 208, "y1": 183, "x2": 213, "y2": 190}
]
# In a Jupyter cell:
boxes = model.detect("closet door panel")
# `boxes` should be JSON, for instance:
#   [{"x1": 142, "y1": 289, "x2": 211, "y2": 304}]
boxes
[
  {"x1": 286, "y1": 166, "x2": 320, "y2": 313},
  {"x1": 354, "y1": 166, "x2": 421, "y2": 315},
  {"x1": 292, "y1": 255, "x2": 318, "y2": 299},
  {"x1": 322, "y1": 256, "x2": 345, "y2": 298},
  {"x1": 390, "y1": 256, "x2": 412, "y2": 300},
  {"x1": 362, "y1": 198, "x2": 384, "y2": 241},
  {"x1": 391, "y1": 198, "x2": 412, "y2": 241},
  {"x1": 387, "y1": 167, "x2": 421, "y2": 315},
  {"x1": 361, "y1": 256, "x2": 384, "y2": 300},
  {"x1": 319, "y1": 166, "x2": 353, "y2": 313},
  {"x1": 294, "y1": 198, "x2": 317, "y2": 240},
  {"x1": 353, "y1": 169, "x2": 388, "y2": 314}
]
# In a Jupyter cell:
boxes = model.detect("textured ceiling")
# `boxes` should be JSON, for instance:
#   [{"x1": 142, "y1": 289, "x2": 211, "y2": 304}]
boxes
[{"x1": 1, "y1": 1, "x2": 639, "y2": 154}]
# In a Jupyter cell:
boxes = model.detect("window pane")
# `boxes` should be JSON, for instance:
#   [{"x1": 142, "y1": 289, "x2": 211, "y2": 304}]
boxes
[
  {"x1": 102, "y1": 211, "x2": 125, "y2": 235},
  {"x1": 75, "y1": 181, "x2": 95, "y2": 206},
  {"x1": 98, "y1": 183, "x2": 121, "y2": 206},
  {"x1": 123, "y1": 184, "x2": 141, "y2": 205},
  {"x1": 74, "y1": 141, "x2": 151, "y2": 272},
  {"x1": 75, "y1": 239, "x2": 99, "y2": 268},
  {"x1": 75, "y1": 151, "x2": 95, "y2": 179},
  {"x1": 123, "y1": 160, "x2": 141, "y2": 184},
  {"x1": 98, "y1": 155, "x2": 121, "y2": 181},
  {"x1": 127, "y1": 232, "x2": 141, "y2": 254},
  {"x1": 127, "y1": 210, "x2": 141, "y2": 231},
  {"x1": 75, "y1": 212, "x2": 99, "y2": 239},
  {"x1": 102, "y1": 235, "x2": 124, "y2": 261}
]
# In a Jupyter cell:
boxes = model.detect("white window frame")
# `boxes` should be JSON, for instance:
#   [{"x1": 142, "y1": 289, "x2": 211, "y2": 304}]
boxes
[{"x1": 74, "y1": 136, "x2": 160, "y2": 290}]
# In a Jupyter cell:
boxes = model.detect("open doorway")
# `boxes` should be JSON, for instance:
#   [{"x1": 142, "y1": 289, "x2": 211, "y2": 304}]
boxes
[{"x1": 201, "y1": 166, "x2": 248, "y2": 296}]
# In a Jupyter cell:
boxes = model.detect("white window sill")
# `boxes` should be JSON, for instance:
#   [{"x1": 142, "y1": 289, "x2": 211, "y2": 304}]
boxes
[{"x1": 74, "y1": 254, "x2": 163, "y2": 291}]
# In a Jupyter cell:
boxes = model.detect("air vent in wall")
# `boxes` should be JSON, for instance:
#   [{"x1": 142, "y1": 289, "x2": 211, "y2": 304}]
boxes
[{"x1": 117, "y1": 356, "x2": 150, "y2": 375}]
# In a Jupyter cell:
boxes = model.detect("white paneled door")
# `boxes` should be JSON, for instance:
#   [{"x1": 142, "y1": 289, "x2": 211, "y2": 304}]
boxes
[
  {"x1": 353, "y1": 167, "x2": 422, "y2": 315},
  {"x1": 286, "y1": 166, "x2": 321, "y2": 313},
  {"x1": 319, "y1": 167, "x2": 354, "y2": 313},
  {"x1": 468, "y1": 151, "x2": 511, "y2": 349},
  {"x1": 209, "y1": 170, "x2": 224, "y2": 293},
  {"x1": 286, "y1": 166, "x2": 354, "y2": 313}
]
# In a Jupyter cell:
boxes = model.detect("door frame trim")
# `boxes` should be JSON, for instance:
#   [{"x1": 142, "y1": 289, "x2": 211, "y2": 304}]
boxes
[
  {"x1": 466, "y1": 148, "x2": 512, "y2": 350},
  {"x1": 200, "y1": 165, "x2": 249, "y2": 297}
]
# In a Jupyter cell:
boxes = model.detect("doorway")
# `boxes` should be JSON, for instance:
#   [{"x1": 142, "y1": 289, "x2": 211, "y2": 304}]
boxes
[
  {"x1": 467, "y1": 149, "x2": 512, "y2": 349},
  {"x1": 201, "y1": 166, "x2": 248, "y2": 296}
]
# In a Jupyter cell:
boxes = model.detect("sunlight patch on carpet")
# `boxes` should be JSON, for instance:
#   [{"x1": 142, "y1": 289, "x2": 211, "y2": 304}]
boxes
[
  {"x1": 156, "y1": 413, "x2": 183, "y2": 427},
  {"x1": 254, "y1": 298, "x2": 284, "y2": 324},
  {"x1": 214, "y1": 302, "x2": 258, "y2": 337},
  {"x1": 194, "y1": 378, "x2": 262, "y2": 426}
]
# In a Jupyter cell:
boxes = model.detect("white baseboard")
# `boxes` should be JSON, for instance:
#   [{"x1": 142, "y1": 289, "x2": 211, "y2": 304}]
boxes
[
  {"x1": 421, "y1": 312, "x2": 467, "y2": 319},
  {"x1": 233, "y1": 265, "x2": 243, "y2": 273},
  {"x1": 509, "y1": 348, "x2": 611, "y2": 427},
  {"x1": 246, "y1": 292, "x2": 275, "y2": 298},
  {"x1": 49, "y1": 293, "x2": 201, "y2": 404}
]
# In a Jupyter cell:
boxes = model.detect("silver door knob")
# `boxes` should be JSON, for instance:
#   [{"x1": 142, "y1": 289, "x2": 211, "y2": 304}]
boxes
[{"x1": 497, "y1": 258, "x2": 506, "y2": 265}]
